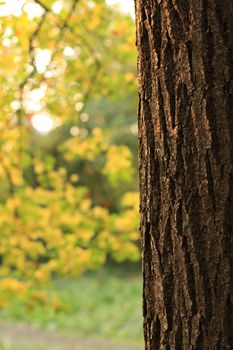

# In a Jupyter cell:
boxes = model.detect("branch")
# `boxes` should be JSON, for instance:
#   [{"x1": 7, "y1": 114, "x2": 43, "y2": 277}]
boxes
[{"x1": 18, "y1": 0, "x2": 101, "y2": 126}]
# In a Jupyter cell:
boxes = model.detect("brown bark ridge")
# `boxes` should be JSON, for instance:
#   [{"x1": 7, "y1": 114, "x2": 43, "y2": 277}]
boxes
[{"x1": 135, "y1": 0, "x2": 233, "y2": 349}]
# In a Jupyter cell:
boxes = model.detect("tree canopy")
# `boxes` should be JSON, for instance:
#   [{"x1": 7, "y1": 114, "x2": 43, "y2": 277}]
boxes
[{"x1": 0, "y1": 0, "x2": 139, "y2": 309}]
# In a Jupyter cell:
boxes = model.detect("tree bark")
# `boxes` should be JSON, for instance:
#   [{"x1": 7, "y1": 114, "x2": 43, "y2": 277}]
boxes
[{"x1": 135, "y1": 1, "x2": 233, "y2": 349}]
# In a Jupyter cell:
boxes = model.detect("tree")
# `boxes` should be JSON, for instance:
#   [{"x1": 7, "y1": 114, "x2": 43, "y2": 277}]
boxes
[
  {"x1": 0, "y1": 0, "x2": 140, "y2": 307},
  {"x1": 135, "y1": 0, "x2": 233, "y2": 348}
]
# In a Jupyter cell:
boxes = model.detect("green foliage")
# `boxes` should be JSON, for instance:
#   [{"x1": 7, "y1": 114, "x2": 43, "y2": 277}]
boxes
[{"x1": 0, "y1": 0, "x2": 139, "y2": 308}]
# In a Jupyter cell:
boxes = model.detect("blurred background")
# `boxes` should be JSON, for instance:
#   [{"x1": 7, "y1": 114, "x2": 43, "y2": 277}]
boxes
[{"x1": 0, "y1": 0, "x2": 142, "y2": 349}]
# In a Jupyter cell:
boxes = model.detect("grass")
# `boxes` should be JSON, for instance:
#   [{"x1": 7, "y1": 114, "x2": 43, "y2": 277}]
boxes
[
  {"x1": 0, "y1": 340, "x2": 46, "y2": 350},
  {"x1": 0, "y1": 264, "x2": 143, "y2": 344}
]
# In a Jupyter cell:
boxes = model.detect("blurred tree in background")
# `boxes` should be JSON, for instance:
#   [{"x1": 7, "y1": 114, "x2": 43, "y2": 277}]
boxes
[{"x1": 0, "y1": 0, "x2": 139, "y2": 309}]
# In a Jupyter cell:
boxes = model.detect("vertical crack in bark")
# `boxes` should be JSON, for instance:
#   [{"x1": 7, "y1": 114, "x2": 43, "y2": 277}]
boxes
[{"x1": 205, "y1": 150, "x2": 216, "y2": 212}]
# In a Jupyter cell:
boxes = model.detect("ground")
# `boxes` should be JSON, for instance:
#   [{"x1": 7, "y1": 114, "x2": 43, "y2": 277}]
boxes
[{"x1": 0, "y1": 322, "x2": 142, "y2": 350}]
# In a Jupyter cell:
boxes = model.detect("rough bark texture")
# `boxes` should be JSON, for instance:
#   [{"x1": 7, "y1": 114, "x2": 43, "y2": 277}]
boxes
[{"x1": 135, "y1": 1, "x2": 233, "y2": 349}]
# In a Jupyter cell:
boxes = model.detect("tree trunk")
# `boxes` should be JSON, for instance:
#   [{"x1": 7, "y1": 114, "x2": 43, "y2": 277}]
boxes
[{"x1": 135, "y1": 1, "x2": 233, "y2": 349}]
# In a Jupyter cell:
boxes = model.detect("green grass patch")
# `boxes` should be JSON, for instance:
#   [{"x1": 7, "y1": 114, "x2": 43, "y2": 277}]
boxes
[{"x1": 0, "y1": 265, "x2": 143, "y2": 343}]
